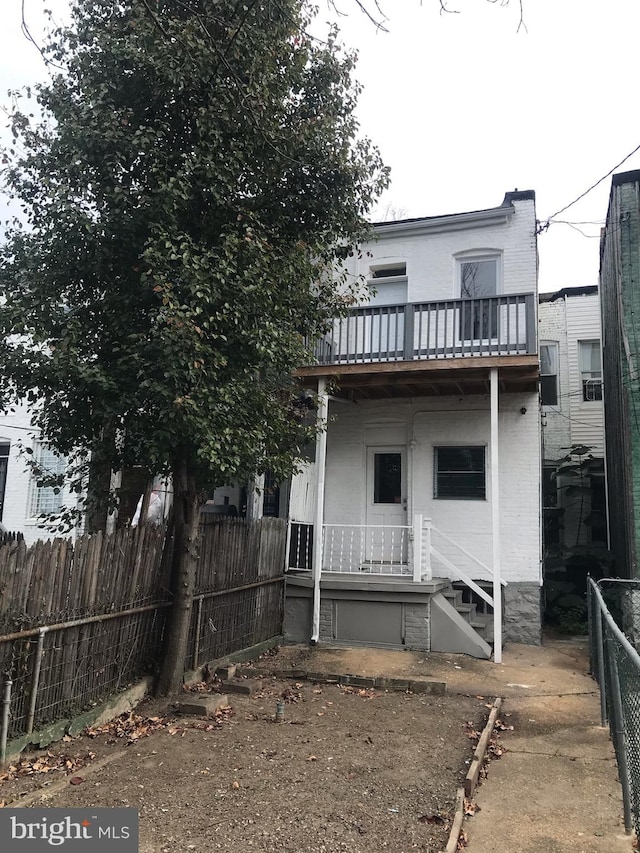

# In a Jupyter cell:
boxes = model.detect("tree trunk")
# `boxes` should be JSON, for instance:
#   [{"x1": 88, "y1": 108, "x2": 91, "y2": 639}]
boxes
[
  {"x1": 156, "y1": 451, "x2": 201, "y2": 696},
  {"x1": 85, "y1": 423, "x2": 117, "y2": 533}
]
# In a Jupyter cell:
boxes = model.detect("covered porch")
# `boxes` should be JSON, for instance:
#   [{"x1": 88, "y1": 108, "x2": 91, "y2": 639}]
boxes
[{"x1": 288, "y1": 354, "x2": 541, "y2": 661}]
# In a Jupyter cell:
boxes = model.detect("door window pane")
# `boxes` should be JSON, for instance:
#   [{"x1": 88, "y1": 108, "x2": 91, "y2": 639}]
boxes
[{"x1": 373, "y1": 453, "x2": 402, "y2": 504}]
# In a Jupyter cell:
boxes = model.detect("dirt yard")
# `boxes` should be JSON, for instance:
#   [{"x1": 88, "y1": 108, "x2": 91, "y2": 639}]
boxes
[{"x1": 0, "y1": 656, "x2": 490, "y2": 853}]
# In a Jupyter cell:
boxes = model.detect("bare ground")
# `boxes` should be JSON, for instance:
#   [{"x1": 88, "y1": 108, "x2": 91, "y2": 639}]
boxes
[{"x1": 0, "y1": 664, "x2": 490, "y2": 853}]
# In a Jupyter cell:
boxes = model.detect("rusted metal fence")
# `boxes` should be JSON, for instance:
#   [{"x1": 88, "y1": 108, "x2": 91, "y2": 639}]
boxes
[
  {"x1": 0, "y1": 518, "x2": 286, "y2": 746},
  {"x1": 587, "y1": 577, "x2": 640, "y2": 837}
]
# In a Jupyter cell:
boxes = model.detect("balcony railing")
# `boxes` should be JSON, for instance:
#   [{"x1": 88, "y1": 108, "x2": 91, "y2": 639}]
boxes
[{"x1": 310, "y1": 293, "x2": 536, "y2": 366}]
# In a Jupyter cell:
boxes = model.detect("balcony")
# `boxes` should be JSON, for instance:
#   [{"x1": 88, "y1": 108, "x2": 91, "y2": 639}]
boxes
[{"x1": 308, "y1": 293, "x2": 536, "y2": 366}]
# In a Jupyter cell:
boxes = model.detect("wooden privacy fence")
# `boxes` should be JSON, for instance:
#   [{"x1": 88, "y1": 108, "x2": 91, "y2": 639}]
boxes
[{"x1": 0, "y1": 518, "x2": 287, "y2": 744}]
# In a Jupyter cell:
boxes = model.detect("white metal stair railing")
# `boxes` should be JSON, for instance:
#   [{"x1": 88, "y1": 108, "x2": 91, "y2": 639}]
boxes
[
  {"x1": 322, "y1": 523, "x2": 413, "y2": 576},
  {"x1": 426, "y1": 520, "x2": 506, "y2": 609}
]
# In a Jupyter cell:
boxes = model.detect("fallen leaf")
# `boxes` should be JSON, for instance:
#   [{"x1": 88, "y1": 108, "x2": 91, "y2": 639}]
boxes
[
  {"x1": 69, "y1": 776, "x2": 84, "y2": 786},
  {"x1": 464, "y1": 799, "x2": 480, "y2": 817},
  {"x1": 418, "y1": 814, "x2": 446, "y2": 825}
]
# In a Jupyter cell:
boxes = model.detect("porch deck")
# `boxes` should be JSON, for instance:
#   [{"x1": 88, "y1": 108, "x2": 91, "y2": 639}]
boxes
[{"x1": 295, "y1": 294, "x2": 539, "y2": 398}]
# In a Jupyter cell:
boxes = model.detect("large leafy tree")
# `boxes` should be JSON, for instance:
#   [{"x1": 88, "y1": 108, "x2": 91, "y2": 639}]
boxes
[{"x1": 0, "y1": 0, "x2": 388, "y2": 693}]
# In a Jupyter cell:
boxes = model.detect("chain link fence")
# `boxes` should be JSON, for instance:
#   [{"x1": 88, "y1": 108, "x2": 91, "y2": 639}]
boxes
[{"x1": 587, "y1": 577, "x2": 640, "y2": 836}]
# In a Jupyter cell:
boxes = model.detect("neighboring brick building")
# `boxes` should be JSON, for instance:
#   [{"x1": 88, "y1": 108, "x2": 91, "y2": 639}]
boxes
[{"x1": 600, "y1": 170, "x2": 640, "y2": 577}]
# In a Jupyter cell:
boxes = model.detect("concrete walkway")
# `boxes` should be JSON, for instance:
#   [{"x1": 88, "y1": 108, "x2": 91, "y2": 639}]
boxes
[{"x1": 260, "y1": 637, "x2": 634, "y2": 852}]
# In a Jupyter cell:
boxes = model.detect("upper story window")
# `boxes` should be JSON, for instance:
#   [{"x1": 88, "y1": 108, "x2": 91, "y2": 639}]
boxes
[
  {"x1": 459, "y1": 257, "x2": 499, "y2": 300},
  {"x1": 579, "y1": 340, "x2": 603, "y2": 402},
  {"x1": 367, "y1": 261, "x2": 407, "y2": 307},
  {"x1": 370, "y1": 263, "x2": 407, "y2": 279},
  {"x1": 540, "y1": 341, "x2": 559, "y2": 406}
]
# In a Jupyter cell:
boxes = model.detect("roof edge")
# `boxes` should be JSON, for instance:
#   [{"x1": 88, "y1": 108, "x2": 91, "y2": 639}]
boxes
[
  {"x1": 612, "y1": 169, "x2": 640, "y2": 187},
  {"x1": 539, "y1": 285, "x2": 598, "y2": 303}
]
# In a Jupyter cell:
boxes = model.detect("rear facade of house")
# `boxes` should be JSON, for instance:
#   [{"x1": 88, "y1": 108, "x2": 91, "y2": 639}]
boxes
[{"x1": 286, "y1": 190, "x2": 542, "y2": 658}]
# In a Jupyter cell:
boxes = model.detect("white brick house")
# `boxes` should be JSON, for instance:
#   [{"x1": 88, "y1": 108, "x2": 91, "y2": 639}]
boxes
[{"x1": 285, "y1": 191, "x2": 542, "y2": 659}]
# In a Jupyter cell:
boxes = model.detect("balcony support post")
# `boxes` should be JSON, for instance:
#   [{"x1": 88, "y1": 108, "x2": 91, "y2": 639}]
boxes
[
  {"x1": 311, "y1": 376, "x2": 328, "y2": 644},
  {"x1": 490, "y1": 367, "x2": 503, "y2": 663}
]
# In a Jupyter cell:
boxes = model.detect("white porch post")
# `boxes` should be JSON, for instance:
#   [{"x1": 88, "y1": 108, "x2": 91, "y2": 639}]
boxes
[
  {"x1": 412, "y1": 513, "x2": 423, "y2": 582},
  {"x1": 490, "y1": 367, "x2": 503, "y2": 663},
  {"x1": 311, "y1": 377, "x2": 328, "y2": 643},
  {"x1": 423, "y1": 517, "x2": 432, "y2": 581}
]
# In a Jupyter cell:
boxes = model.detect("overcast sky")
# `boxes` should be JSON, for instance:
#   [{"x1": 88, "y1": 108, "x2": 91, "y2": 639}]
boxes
[{"x1": 2, "y1": 0, "x2": 640, "y2": 292}]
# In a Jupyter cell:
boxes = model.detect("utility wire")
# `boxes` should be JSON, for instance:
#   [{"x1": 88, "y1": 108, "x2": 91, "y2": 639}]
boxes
[{"x1": 537, "y1": 142, "x2": 640, "y2": 234}]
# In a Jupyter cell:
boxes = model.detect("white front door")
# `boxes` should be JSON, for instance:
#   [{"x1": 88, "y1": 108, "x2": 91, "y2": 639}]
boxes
[{"x1": 365, "y1": 447, "x2": 407, "y2": 563}]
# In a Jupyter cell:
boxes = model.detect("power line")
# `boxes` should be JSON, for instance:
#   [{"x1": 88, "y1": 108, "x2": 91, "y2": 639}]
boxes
[{"x1": 537, "y1": 141, "x2": 640, "y2": 234}]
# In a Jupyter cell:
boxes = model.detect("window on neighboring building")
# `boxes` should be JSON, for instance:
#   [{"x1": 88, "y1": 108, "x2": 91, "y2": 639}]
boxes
[
  {"x1": 458, "y1": 256, "x2": 499, "y2": 341},
  {"x1": 434, "y1": 446, "x2": 486, "y2": 500},
  {"x1": 542, "y1": 463, "x2": 562, "y2": 548},
  {"x1": 0, "y1": 442, "x2": 9, "y2": 521},
  {"x1": 588, "y1": 463, "x2": 607, "y2": 545},
  {"x1": 540, "y1": 342, "x2": 559, "y2": 406},
  {"x1": 29, "y1": 444, "x2": 68, "y2": 518},
  {"x1": 579, "y1": 340, "x2": 603, "y2": 402}
]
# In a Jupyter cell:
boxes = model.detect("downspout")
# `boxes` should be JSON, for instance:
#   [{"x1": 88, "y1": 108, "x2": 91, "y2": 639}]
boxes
[
  {"x1": 311, "y1": 377, "x2": 328, "y2": 644},
  {"x1": 490, "y1": 368, "x2": 503, "y2": 663}
]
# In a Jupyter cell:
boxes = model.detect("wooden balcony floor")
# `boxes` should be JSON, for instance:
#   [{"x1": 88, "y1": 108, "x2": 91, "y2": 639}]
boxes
[{"x1": 295, "y1": 354, "x2": 539, "y2": 399}]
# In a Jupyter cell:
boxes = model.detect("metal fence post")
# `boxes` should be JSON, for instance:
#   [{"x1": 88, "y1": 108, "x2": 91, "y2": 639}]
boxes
[
  {"x1": 192, "y1": 595, "x2": 204, "y2": 672},
  {"x1": 605, "y1": 634, "x2": 633, "y2": 834},
  {"x1": 27, "y1": 627, "x2": 48, "y2": 735},
  {"x1": 0, "y1": 676, "x2": 13, "y2": 767},
  {"x1": 595, "y1": 601, "x2": 608, "y2": 727}
]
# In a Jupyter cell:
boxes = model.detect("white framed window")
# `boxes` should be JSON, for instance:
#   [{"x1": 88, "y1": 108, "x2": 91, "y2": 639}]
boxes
[
  {"x1": 0, "y1": 441, "x2": 9, "y2": 521},
  {"x1": 540, "y1": 341, "x2": 559, "y2": 407},
  {"x1": 369, "y1": 262, "x2": 407, "y2": 280},
  {"x1": 29, "y1": 443, "x2": 68, "y2": 518},
  {"x1": 367, "y1": 261, "x2": 408, "y2": 307},
  {"x1": 579, "y1": 340, "x2": 603, "y2": 402},
  {"x1": 456, "y1": 253, "x2": 501, "y2": 342},
  {"x1": 434, "y1": 446, "x2": 486, "y2": 500}
]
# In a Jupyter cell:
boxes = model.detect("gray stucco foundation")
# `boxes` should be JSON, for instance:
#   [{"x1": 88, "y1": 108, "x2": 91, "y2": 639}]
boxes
[
  {"x1": 285, "y1": 575, "x2": 439, "y2": 650},
  {"x1": 285, "y1": 575, "x2": 542, "y2": 653}
]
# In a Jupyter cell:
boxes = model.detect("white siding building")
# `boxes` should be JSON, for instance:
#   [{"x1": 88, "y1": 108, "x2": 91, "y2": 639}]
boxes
[
  {"x1": 0, "y1": 403, "x2": 80, "y2": 546},
  {"x1": 538, "y1": 286, "x2": 606, "y2": 552}
]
